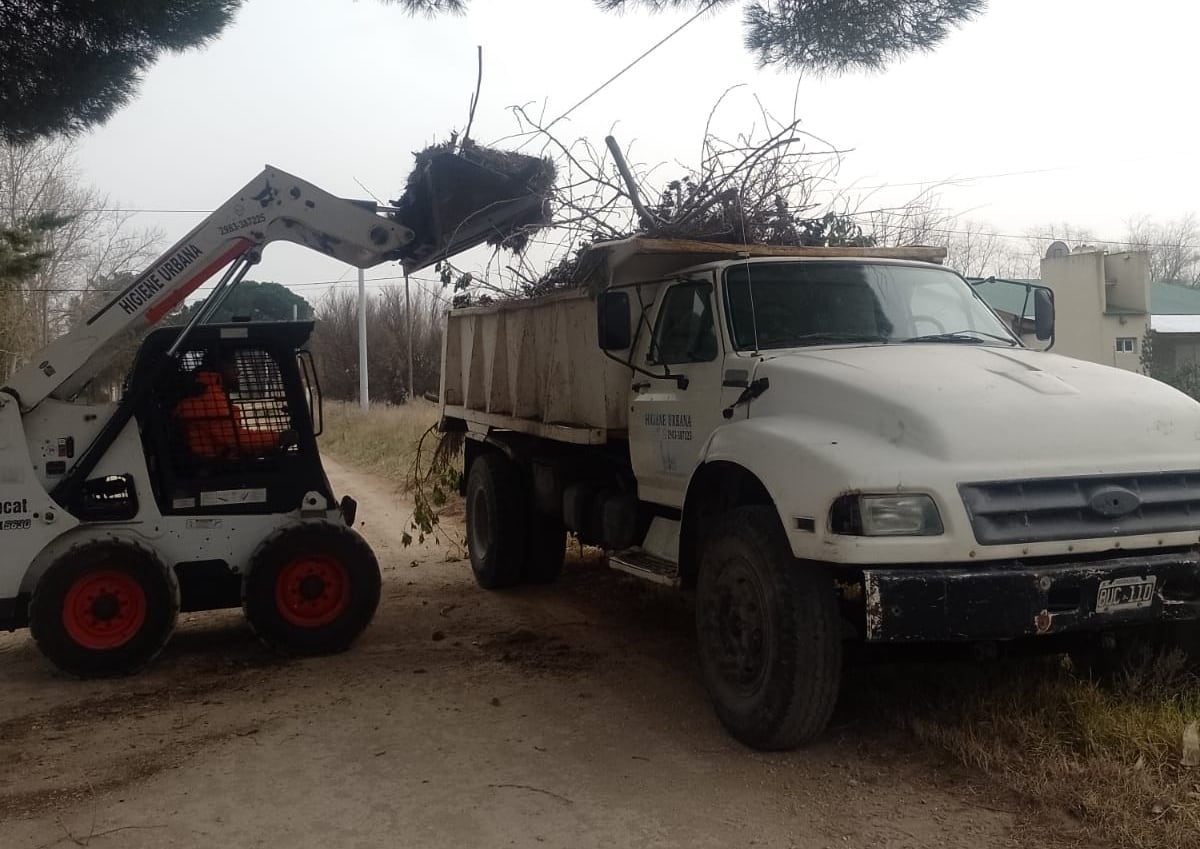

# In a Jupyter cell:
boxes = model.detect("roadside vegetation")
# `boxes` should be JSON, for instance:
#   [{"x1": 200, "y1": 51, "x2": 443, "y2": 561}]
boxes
[
  {"x1": 853, "y1": 657, "x2": 1200, "y2": 849},
  {"x1": 320, "y1": 407, "x2": 1200, "y2": 849},
  {"x1": 319, "y1": 400, "x2": 441, "y2": 488}
]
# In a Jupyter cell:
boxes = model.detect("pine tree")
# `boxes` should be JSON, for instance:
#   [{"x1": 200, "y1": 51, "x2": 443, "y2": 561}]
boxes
[
  {"x1": 0, "y1": 1, "x2": 242, "y2": 143},
  {"x1": 0, "y1": 212, "x2": 73, "y2": 285},
  {"x1": 397, "y1": 1, "x2": 987, "y2": 74},
  {"x1": 741, "y1": 0, "x2": 986, "y2": 74},
  {"x1": 2, "y1": 1, "x2": 987, "y2": 144}
]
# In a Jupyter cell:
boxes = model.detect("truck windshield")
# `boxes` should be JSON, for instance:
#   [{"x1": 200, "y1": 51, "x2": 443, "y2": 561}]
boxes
[{"x1": 723, "y1": 261, "x2": 1017, "y2": 351}]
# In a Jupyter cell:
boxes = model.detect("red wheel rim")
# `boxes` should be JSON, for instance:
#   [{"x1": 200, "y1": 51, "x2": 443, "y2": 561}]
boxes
[
  {"x1": 274, "y1": 556, "x2": 349, "y2": 627},
  {"x1": 62, "y1": 570, "x2": 148, "y2": 650}
]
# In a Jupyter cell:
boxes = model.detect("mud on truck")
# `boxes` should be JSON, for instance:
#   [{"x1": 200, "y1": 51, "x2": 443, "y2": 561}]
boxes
[{"x1": 438, "y1": 237, "x2": 1200, "y2": 750}]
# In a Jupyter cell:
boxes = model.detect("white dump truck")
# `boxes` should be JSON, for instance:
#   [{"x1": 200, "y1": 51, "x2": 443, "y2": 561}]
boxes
[{"x1": 438, "y1": 237, "x2": 1200, "y2": 749}]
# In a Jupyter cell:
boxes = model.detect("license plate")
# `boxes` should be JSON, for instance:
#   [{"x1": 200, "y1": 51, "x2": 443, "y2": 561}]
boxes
[{"x1": 1095, "y1": 576, "x2": 1157, "y2": 613}]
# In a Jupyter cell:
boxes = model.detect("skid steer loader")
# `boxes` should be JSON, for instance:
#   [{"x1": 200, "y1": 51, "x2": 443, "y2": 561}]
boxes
[{"x1": 0, "y1": 158, "x2": 547, "y2": 677}]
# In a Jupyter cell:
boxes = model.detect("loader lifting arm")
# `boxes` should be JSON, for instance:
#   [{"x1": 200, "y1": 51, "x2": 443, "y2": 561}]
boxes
[{"x1": 2, "y1": 166, "x2": 418, "y2": 412}]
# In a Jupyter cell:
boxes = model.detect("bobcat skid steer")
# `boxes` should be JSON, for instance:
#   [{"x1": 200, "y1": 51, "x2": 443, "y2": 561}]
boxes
[{"x1": 0, "y1": 160, "x2": 547, "y2": 676}]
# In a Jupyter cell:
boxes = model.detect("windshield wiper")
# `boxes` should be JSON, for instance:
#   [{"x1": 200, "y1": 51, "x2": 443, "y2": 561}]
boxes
[
  {"x1": 901, "y1": 331, "x2": 1018, "y2": 346},
  {"x1": 784, "y1": 332, "x2": 889, "y2": 346}
]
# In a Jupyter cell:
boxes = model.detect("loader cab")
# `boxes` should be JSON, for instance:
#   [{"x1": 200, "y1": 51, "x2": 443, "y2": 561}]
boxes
[{"x1": 127, "y1": 321, "x2": 331, "y2": 517}]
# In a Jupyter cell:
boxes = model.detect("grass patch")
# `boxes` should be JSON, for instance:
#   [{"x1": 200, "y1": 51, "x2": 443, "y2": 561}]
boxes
[
  {"x1": 853, "y1": 655, "x2": 1200, "y2": 848},
  {"x1": 318, "y1": 400, "x2": 440, "y2": 489}
]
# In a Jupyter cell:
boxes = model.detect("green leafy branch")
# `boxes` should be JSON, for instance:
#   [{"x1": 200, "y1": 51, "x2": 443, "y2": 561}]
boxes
[{"x1": 402, "y1": 425, "x2": 465, "y2": 550}]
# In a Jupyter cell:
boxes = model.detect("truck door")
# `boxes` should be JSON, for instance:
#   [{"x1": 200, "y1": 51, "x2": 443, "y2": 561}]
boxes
[{"x1": 628, "y1": 278, "x2": 739, "y2": 507}]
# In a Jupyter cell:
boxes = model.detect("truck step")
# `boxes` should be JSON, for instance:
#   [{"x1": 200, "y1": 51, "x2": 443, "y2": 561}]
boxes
[{"x1": 607, "y1": 549, "x2": 681, "y2": 587}]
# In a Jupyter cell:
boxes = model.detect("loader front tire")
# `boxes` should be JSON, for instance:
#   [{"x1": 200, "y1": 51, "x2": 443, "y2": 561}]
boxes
[
  {"x1": 30, "y1": 540, "x2": 179, "y2": 678},
  {"x1": 465, "y1": 452, "x2": 526, "y2": 589},
  {"x1": 243, "y1": 523, "x2": 381, "y2": 656}
]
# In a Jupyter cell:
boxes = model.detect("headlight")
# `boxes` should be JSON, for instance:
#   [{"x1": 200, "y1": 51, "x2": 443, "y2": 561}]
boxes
[{"x1": 831, "y1": 494, "x2": 944, "y2": 536}]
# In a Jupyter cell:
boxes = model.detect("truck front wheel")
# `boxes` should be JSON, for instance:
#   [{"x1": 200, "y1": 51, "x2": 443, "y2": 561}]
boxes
[
  {"x1": 695, "y1": 506, "x2": 842, "y2": 750},
  {"x1": 466, "y1": 452, "x2": 527, "y2": 589}
]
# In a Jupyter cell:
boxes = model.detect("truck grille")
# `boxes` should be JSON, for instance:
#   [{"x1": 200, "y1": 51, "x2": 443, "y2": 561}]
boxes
[{"x1": 959, "y1": 471, "x2": 1200, "y2": 545}]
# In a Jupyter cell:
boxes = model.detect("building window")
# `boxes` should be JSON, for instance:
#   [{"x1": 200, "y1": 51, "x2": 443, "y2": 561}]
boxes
[{"x1": 1116, "y1": 337, "x2": 1137, "y2": 353}]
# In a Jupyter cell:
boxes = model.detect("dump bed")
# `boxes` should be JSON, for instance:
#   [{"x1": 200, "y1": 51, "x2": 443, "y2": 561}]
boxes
[
  {"x1": 440, "y1": 288, "x2": 630, "y2": 444},
  {"x1": 438, "y1": 238, "x2": 948, "y2": 444}
]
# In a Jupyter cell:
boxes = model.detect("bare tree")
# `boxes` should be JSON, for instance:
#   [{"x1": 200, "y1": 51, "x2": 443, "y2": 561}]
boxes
[
  {"x1": 310, "y1": 284, "x2": 446, "y2": 405},
  {"x1": 938, "y1": 219, "x2": 1027, "y2": 278},
  {"x1": 0, "y1": 138, "x2": 162, "y2": 375},
  {"x1": 1123, "y1": 213, "x2": 1200, "y2": 285}
]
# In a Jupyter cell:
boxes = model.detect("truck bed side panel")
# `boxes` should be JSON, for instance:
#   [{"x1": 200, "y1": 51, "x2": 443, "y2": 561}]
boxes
[{"x1": 440, "y1": 291, "x2": 630, "y2": 439}]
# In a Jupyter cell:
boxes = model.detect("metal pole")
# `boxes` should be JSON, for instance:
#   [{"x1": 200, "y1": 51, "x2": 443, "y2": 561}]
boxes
[
  {"x1": 405, "y1": 271, "x2": 414, "y2": 403},
  {"x1": 358, "y1": 267, "x2": 369, "y2": 410}
]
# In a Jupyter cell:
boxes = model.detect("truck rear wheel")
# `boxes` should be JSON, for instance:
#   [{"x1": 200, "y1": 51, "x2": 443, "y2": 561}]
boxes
[
  {"x1": 243, "y1": 523, "x2": 381, "y2": 656},
  {"x1": 465, "y1": 452, "x2": 527, "y2": 589},
  {"x1": 695, "y1": 506, "x2": 842, "y2": 750},
  {"x1": 29, "y1": 540, "x2": 179, "y2": 678}
]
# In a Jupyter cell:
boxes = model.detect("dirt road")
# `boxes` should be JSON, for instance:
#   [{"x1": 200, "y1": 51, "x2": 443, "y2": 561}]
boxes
[{"x1": 0, "y1": 458, "x2": 1028, "y2": 848}]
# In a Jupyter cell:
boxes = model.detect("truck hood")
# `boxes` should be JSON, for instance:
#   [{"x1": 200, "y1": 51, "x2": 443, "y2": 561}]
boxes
[{"x1": 750, "y1": 344, "x2": 1200, "y2": 472}]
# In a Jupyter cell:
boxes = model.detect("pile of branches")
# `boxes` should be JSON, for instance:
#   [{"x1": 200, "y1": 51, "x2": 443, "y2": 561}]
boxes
[
  {"x1": 438, "y1": 95, "x2": 893, "y2": 305},
  {"x1": 431, "y1": 90, "x2": 959, "y2": 307}
]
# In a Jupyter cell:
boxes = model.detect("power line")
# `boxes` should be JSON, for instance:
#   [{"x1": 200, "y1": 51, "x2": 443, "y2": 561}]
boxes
[
  {"x1": 845, "y1": 151, "x2": 1192, "y2": 194},
  {"x1": 513, "y1": 0, "x2": 721, "y2": 150},
  {"x1": 2, "y1": 149, "x2": 1190, "y2": 219}
]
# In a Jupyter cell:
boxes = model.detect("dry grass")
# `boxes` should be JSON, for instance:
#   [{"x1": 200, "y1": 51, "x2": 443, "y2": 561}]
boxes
[
  {"x1": 853, "y1": 655, "x2": 1200, "y2": 848},
  {"x1": 318, "y1": 400, "x2": 441, "y2": 489}
]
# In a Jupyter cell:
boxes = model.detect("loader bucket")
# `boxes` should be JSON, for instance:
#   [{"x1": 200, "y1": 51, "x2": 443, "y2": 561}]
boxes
[{"x1": 390, "y1": 145, "x2": 555, "y2": 273}]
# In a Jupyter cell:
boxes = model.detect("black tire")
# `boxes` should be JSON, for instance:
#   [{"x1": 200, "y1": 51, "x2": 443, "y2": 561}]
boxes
[
  {"x1": 695, "y1": 506, "x2": 842, "y2": 750},
  {"x1": 524, "y1": 518, "x2": 567, "y2": 584},
  {"x1": 465, "y1": 452, "x2": 527, "y2": 589},
  {"x1": 29, "y1": 540, "x2": 179, "y2": 678},
  {"x1": 243, "y1": 523, "x2": 381, "y2": 656}
]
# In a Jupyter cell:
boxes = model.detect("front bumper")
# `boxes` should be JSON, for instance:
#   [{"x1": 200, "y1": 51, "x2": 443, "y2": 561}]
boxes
[{"x1": 858, "y1": 549, "x2": 1200, "y2": 642}]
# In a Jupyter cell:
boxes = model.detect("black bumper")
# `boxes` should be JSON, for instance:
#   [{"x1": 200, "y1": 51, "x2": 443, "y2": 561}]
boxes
[{"x1": 858, "y1": 549, "x2": 1200, "y2": 642}]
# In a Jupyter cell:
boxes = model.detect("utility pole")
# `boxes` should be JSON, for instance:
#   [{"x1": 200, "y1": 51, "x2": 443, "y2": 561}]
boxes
[
  {"x1": 405, "y1": 271, "x2": 414, "y2": 403},
  {"x1": 358, "y1": 267, "x2": 369, "y2": 410}
]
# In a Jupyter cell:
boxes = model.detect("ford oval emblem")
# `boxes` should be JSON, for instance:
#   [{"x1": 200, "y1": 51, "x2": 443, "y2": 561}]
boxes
[{"x1": 1088, "y1": 485, "x2": 1142, "y2": 517}]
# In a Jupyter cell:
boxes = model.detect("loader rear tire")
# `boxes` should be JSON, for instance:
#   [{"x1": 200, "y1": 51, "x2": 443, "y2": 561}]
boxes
[
  {"x1": 30, "y1": 540, "x2": 179, "y2": 678},
  {"x1": 465, "y1": 452, "x2": 527, "y2": 590},
  {"x1": 243, "y1": 523, "x2": 381, "y2": 656}
]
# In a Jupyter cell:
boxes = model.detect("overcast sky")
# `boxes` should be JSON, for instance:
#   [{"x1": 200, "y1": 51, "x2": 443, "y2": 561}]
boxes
[{"x1": 71, "y1": 0, "x2": 1198, "y2": 306}]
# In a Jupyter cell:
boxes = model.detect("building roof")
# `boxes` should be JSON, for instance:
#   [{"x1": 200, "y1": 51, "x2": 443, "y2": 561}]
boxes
[
  {"x1": 1149, "y1": 281, "x2": 1200, "y2": 314},
  {"x1": 1150, "y1": 315, "x2": 1200, "y2": 334}
]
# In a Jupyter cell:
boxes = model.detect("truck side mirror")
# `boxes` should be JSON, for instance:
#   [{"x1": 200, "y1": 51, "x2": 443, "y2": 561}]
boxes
[
  {"x1": 1034, "y1": 288, "x2": 1055, "y2": 341},
  {"x1": 597, "y1": 290, "x2": 632, "y2": 351}
]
